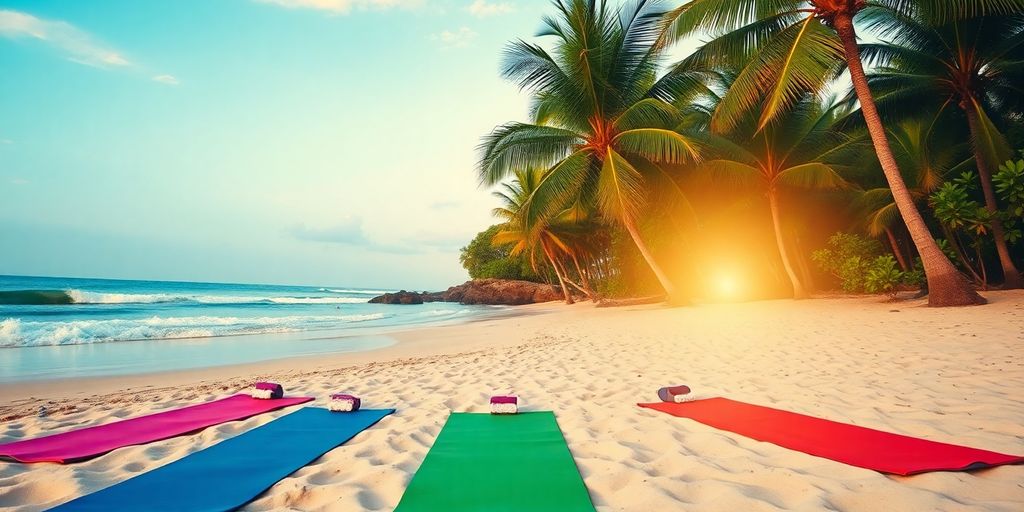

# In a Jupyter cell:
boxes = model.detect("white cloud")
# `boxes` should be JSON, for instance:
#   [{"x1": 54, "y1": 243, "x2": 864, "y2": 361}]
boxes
[
  {"x1": 254, "y1": 0, "x2": 423, "y2": 13},
  {"x1": 0, "y1": 139, "x2": 12, "y2": 145},
  {"x1": 429, "y1": 200, "x2": 460, "y2": 210},
  {"x1": 11, "y1": 178, "x2": 29, "y2": 185},
  {"x1": 467, "y1": 0, "x2": 513, "y2": 17},
  {"x1": 152, "y1": 74, "x2": 180, "y2": 85},
  {"x1": 289, "y1": 218, "x2": 421, "y2": 254},
  {"x1": 0, "y1": 9, "x2": 131, "y2": 68},
  {"x1": 433, "y1": 27, "x2": 477, "y2": 48}
]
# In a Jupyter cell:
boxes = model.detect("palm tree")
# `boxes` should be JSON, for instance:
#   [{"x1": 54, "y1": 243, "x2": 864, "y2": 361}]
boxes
[
  {"x1": 852, "y1": 111, "x2": 972, "y2": 273},
  {"x1": 658, "y1": 0, "x2": 1024, "y2": 305},
  {"x1": 492, "y1": 168, "x2": 606, "y2": 303},
  {"x1": 491, "y1": 169, "x2": 577, "y2": 303},
  {"x1": 698, "y1": 98, "x2": 853, "y2": 298},
  {"x1": 479, "y1": 0, "x2": 702, "y2": 304},
  {"x1": 861, "y1": 14, "x2": 1024, "y2": 288}
]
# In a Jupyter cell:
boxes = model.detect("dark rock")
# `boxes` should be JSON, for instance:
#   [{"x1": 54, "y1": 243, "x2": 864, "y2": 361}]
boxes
[
  {"x1": 442, "y1": 278, "x2": 560, "y2": 305},
  {"x1": 423, "y1": 292, "x2": 447, "y2": 302},
  {"x1": 367, "y1": 279, "x2": 561, "y2": 306},
  {"x1": 367, "y1": 290, "x2": 424, "y2": 305}
]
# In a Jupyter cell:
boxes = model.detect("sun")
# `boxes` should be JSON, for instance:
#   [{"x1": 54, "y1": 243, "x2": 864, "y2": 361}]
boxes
[{"x1": 712, "y1": 271, "x2": 742, "y2": 301}]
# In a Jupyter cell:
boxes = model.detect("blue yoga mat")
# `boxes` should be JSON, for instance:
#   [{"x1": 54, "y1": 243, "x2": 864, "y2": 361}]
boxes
[{"x1": 51, "y1": 407, "x2": 394, "y2": 511}]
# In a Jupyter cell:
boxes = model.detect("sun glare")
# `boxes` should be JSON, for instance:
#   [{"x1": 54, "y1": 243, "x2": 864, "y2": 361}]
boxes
[{"x1": 712, "y1": 271, "x2": 741, "y2": 301}]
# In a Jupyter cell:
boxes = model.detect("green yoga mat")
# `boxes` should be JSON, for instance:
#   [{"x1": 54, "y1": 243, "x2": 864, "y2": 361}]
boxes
[{"x1": 395, "y1": 411, "x2": 595, "y2": 512}]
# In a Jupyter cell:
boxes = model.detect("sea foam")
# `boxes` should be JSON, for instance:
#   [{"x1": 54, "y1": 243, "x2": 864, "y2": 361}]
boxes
[
  {"x1": 320, "y1": 288, "x2": 392, "y2": 295},
  {"x1": 0, "y1": 313, "x2": 388, "y2": 347},
  {"x1": 62, "y1": 290, "x2": 369, "y2": 305}
]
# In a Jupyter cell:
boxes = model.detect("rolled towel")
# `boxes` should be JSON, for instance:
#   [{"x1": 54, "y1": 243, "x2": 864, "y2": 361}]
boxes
[
  {"x1": 669, "y1": 392, "x2": 708, "y2": 403},
  {"x1": 490, "y1": 396, "x2": 518, "y2": 415},
  {"x1": 251, "y1": 382, "x2": 284, "y2": 400},
  {"x1": 329, "y1": 394, "x2": 361, "y2": 412},
  {"x1": 657, "y1": 385, "x2": 692, "y2": 403}
]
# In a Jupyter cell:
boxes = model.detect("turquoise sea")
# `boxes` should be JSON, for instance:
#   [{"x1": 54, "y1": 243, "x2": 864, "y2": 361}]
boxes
[{"x1": 0, "y1": 275, "x2": 498, "y2": 382}]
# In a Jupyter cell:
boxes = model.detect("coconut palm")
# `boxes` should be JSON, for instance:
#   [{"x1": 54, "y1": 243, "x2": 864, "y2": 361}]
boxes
[
  {"x1": 492, "y1": 168, "x2": 603, "y2": 303},
  {"x1": 860, "y1": 14, "x2": 1024, "y2": 288},
  {"x1": 478, "y1": 0, "x2": 702, "y2": 304},
  {"x1": 852, "y1": 111, "x2": 972, "y2": 272},
  {"x1": 697, "y1": 98, "x2": 855, "y2": 298},
  {"x1": 491, "y1": 169, "x2": 576, "y2": 303},
  {"x1": 658, "y1": 0, "x2": 1024, "y2": 305}
]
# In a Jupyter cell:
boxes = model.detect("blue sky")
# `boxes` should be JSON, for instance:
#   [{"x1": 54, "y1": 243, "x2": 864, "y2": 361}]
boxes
[{"x1": 0, "y1": 0, "x2": 561, "y2": 289}]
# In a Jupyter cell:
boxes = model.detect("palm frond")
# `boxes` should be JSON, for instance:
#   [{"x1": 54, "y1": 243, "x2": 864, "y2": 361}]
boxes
[
  {"x1": 614, "y1": 128, "x2": 702, "y2": 163},
  {"x1": 698, "y1": 159, "x2": 762, "y2": 188},
  {"x1": 597, "y1": 147, "x2": 647, "y2": 224},
  {"x1": 658, "y1": 0, "x2": 803, "y2": 47},
  {"x1": 672, "y1": 11, "x2": 803, "y2": 70},
  {"x1": 873, "y1": 0, "x2": 1024, "y2": 24},
  {"x1": 612, "y1": 98, "x2": 681, "y2": 131},
  {"x1": 868, "y1": 202, "x2": 901, "y2": 236},
  {"x1": 521, "y1": 148, "x2": 596, "y2": 231},
  {"x1": 968, "y1": 97, "x2": 1013, "y2": 170},
  {"x1": 477, "y1": 123, "x2": 585, "y2": 186},
  {"x1": 710, "y1": 17, "x2": 844, "y2": 132},
  {"x1": 775, "y1": 163, "x2": 849, "y2": 190},
  {"x1": 633, "y1": 156, "x2": 701, "y2": 230}
]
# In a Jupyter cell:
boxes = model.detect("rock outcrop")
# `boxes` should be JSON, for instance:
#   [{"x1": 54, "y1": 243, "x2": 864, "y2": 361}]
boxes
[
  {"x1": 367, "y1": 290, "x2": 424, "y2": 305},
  {"x1": 368, "y1": 279, "x2": 561, "y2": 306},
  {"x1": 442, "y1": 278, "x2": 561, "y2": 305}
]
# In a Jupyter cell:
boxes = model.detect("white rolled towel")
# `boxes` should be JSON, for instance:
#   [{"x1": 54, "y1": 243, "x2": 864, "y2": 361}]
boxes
[
  {"x1": 329, "y1": 394, "x2": 361, "y2": 412},
  {"x1": 658, "y1": 385, "x2": 712, "y2": 403},
  {"x1": 490, "y1": 396, "x2": 518, "y2": 414},
  {"x1": 251, "y1": 382, "x2": 283, "y2": 400},
  {"x1": 672, "y1": 392, "x2": 711, "y2": 403}
]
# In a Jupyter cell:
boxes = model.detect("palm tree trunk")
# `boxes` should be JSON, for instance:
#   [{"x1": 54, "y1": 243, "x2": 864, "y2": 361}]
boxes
[
  {"x1": 552, "y1": 253, "x2": 590, "y2": 299},
  {"x1": 622, "y1": 215, "x2": 684, "y2": 304},
  {"x1": 792, "y1": 233, "x2": 817, "y2": 293},
  {"x1": 884, "y1": 227, "x2": 910, "y2": 271},
  {"x1": 832, "y1": 13, "x2": 984, "y2": 306},
  {"x1": 942, "y1": 226, "x2": 984, "y2": 285},
  {"x1": 963, "y1": 106, "x2": 1023, "y2": 289},
  {"x1": 976, "y1": 244, "x2": 989, "y2": 290},
  {"x1": 767, "y1": 188, "x2": 808, "y2": 299},
  {"x1": 570, "y1": 253, "x2": 597, "y2": 300},
  {"x1": 542, "y1": 242, "x2": 574, "y2": 304},
  {"x1": 561, "y1": 274, "x2": 592, "y2": 298}
]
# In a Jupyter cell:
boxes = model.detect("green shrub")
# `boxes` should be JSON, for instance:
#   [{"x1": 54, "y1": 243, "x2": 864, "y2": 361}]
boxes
[
  {"x1": 902, "y1": 258, "x2": 925, "y2": 288},
  {"x1": 811, "y1": 232, "x2": 884, "y2": 293},
  {"x1": 930, "y1": 174, "x2": 989, "y2": 237},
  {"x1": 812, "y1": 232, "x2": 921, "y2": 296},
  {"x1": 864, "y1": 255, "x2": 903, "y2": 298},
  {"x1": 459, "y1": 225, "x2": 541, "y2": 282},
  {"x1": 995, "y1": 156, "x2": 1024, "y2": 244}
]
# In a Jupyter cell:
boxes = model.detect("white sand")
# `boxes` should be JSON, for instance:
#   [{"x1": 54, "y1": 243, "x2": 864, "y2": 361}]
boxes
[{"x1": 1, "y1": 293, "x2": 1023, "y2": 511}]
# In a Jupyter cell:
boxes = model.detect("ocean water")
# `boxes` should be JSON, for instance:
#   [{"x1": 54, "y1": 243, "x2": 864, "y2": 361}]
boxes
[{"x1": 0, "y1": 275, "x2": 497, "y2": 382}]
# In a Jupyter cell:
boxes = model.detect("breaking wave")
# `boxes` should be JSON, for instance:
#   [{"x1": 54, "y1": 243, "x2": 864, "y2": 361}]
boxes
[
  {"x1": 319, "y1": 288, "x2": 391, "y2": 295},
  {"x1": 0, "y1": 289, "x2": 369, "y2": 306},
  {"x1": 0, "y1": 313, "x2": 388, "y2": 347}
]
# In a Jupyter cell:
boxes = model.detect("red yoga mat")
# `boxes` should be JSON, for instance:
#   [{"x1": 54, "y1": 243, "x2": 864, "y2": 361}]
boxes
[
  {"x1": 0, "y1": 394, "x2": 313, "y2": 463},
  {"x1": 639, "y1": 398, "x2": 1024, "y2": 475}
]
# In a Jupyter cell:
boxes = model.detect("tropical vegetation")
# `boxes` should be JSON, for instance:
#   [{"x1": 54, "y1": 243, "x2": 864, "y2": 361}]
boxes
[
  {"x1": 462, "y1": 0, "x2": 1024, "y2": 307},
  {"x1": 459, "y1": 225, "x2": 541, "y2": 283}
]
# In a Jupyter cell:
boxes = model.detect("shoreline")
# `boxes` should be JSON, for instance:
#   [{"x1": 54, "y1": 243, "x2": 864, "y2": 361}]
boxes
[
  {"x1": 0, "y1": 302, "x2": 561, "y2": 408},
  {"x1": 2, "y1": 293, "x2": 1023, "y2": 511}
]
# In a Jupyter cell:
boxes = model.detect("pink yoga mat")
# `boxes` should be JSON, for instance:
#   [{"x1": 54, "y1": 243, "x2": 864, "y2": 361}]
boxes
[
  {"x1": 640, "y1": 398, "x2": 1024, "y2": 475},
  {"x1": 0, "y1": 394, "x2": 313, "y2": 463}
]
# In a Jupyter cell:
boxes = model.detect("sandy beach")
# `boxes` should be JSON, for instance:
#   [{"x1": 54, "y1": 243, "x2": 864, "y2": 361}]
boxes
[
  {"x1": 1, "y1": 293, "x2": 1022, "y2": 511},
  {"x1": 5, "y1": 0, "x2": 1024, "y2": 510}
]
